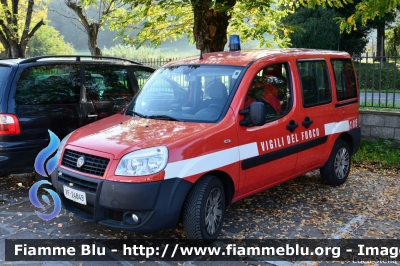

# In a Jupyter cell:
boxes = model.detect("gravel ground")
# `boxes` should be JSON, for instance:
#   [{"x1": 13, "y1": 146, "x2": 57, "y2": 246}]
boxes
[{"x1": 0, "y1": 164, "x2": 399, "y2": 266}]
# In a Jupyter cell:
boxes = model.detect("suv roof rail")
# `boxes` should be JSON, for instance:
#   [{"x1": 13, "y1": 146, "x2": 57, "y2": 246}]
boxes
[{"x1": 19, "y1": 55, "x2": 143, "y2": 65}]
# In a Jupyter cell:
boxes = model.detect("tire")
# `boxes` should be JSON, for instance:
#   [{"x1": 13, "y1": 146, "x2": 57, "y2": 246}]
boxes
[
  {"x1": 320, "y1": 139, "x2": 351, "y2": 186},
  {"x1": 182, "y1": 175, "x2": 226, "y2": 244}
]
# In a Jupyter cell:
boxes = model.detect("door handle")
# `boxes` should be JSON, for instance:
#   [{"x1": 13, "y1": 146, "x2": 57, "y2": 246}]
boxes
[
  {"x1": 87, "y1": 113, "x2": 98, "y2": 118},
  {"x1": 286, "y1": 120, "x2": 298, "y2": 133},
  {"x1": 302, "y1": 116, "x2": 313, "y2": 129}
]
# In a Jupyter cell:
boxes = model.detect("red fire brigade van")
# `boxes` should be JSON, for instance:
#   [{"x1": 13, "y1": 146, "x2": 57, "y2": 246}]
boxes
[{"x1": 54, "y1": 36, "x2": 360, "y2": 243}]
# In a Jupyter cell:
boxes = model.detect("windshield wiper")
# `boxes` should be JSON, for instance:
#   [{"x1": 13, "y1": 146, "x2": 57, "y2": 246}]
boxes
[
  {"x1": 126, "y1": 110, "x2": 148, "y2": 118},
  {"x1": 147, "y1": 115, "x2": 182, "y2": 122}
]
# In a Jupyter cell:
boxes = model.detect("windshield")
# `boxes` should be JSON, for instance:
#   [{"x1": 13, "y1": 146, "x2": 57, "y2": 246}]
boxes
[{"x1": 126, "y1": 65, "x2": 244, "y2": 122}]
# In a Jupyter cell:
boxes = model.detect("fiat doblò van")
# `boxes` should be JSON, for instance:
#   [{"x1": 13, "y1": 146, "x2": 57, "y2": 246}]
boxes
[{"x1": 54, "y1": 40, "x2": 360, "y2": 244}]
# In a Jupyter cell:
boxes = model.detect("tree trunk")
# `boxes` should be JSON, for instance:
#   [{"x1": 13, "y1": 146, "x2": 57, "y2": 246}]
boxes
[
  {"x1": 10, "y1": 43, "x2": 19, "y2": 58},
  {"x1": 65, "y1": 1, "x2": 103, "y2": 56},
  {"x1": 0, "y1": 0, "x2": 44, "y2": 58},
  {"x1": 9, "y1": 42, "x2": 26, "y2": 58},
  {"x1": 376, "y1": 22, "x2": 386, "y2": 62},
  {"x1": 191, "y1": 0, "x2": 237, "y2": 53},
  {"x1": 88, "y1": 23, "x2": 102, "y2": 56}
]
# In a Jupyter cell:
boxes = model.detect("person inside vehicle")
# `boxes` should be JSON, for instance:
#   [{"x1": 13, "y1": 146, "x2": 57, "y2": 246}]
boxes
[{"x1": 245, "y1": 65, "x2": 283, "y2": 115}]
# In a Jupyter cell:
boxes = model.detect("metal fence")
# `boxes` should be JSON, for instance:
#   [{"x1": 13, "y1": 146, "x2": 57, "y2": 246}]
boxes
[
  {"x1": 139, "y1": 55, "x2": 400, "y2": 110},
  {"x1": 352, "y1": 54, "x2": 399, "y2": 109},
  {"x1": 137, "y1": 58, "x2": 178, "y2": 69}
]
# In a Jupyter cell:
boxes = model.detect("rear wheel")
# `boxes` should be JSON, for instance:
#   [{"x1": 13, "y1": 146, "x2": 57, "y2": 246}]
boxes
[
  {"x1": 182, "y1": 175, "x2": 225, "y2": 244},
  {"x1": 320, "y1": 139, "x2": 351, "y2": 186}
]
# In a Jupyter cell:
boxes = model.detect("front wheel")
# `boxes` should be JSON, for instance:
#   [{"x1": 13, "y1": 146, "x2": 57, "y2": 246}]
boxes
[
  {"x1": 182, "y1": 175, "x2": 226, "y2": 244},
  {"x1": 320, "y1": 139, "x2": 351, "y2": 186}
]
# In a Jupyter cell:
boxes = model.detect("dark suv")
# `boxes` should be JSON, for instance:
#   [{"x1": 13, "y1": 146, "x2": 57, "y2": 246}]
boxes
[{"x1": 0, "y1": 55, "x2": 154, "y2": 175}]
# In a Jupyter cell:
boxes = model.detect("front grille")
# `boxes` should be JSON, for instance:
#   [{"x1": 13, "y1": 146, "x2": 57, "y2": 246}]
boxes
[
  {"x1": 72, "y1": 202, "x2": 94, "y2": 216},
  {"x1": 62, "y1": 149, "x2": 109, "y2": 176},
  {"x1": 108, "y1": 209, "x2": 124, "y2": 221},
  {"x1": 59, "y1": 173, "x2": 98, "y2": 193}
]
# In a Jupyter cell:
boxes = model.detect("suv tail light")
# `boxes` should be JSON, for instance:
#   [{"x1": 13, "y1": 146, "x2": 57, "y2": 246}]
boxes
[{"x1": 0, "y1": 114, "x2": 21, "y2": 135}]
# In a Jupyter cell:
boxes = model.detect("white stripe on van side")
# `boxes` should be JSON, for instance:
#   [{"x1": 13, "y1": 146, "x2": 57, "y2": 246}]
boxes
[
  {"x1": 164, "y1": 120, "x2": 351, "y2": 179},
  {"x1": 238, "y1": 142, "x2": 259, "y2": 160},
  {"x1": 164, "y1": 143, "x2": 259, "y2": 180},
  {"x1": 324, "y1": 121, "x2": 350, "y2": 135}
]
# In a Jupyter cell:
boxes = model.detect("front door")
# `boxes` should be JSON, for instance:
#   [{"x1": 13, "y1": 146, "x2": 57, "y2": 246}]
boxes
[{"x1": 237, "y1": 62, "x2": 301, "y2": 196}]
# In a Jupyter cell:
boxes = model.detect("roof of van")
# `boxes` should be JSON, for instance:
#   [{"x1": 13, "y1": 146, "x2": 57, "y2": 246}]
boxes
[{"x1": 164, "y1": 48, "x2": 351, "y2": 67}]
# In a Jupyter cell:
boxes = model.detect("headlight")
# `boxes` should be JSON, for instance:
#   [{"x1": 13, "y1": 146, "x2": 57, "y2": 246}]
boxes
[
  {"x1": 57, "y1": 132, "x2": 73, "y2": 156},
  {"x1": 115, "y1": 146, "x2": 168, "y2": 176}
]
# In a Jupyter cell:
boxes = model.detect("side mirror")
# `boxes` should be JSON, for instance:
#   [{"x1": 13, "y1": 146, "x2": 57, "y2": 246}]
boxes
[{"x1": 239, "y1": 102, "x2": 265, "y2": 126}]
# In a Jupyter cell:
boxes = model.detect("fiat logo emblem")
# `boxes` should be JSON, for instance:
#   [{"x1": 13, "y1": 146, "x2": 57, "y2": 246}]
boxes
[{"x1": 76, "y1": 156, "x2": 86, "y2": 168}]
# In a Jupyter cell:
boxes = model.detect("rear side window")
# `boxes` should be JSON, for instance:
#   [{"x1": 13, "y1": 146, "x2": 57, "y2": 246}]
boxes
[
  {"x1": 16, "y1": 65, "x2": 80, "y2": 105},
  {"x1": 84, "y1": 65, "x2": 133, "y2": 102},
  {"x1": 297, "y1": 60, "x2": 331, "y2": 107},
  {"x1": 331, "y1": 59, "x2": 357, "y2": 101},
  {"x1": 0, "y1": 65, "x2": 11, "y2": 103}
]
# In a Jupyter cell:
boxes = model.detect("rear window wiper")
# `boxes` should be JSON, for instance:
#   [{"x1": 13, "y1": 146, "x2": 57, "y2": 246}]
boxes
[{"x1": 147, "y1": 115, "x2": 182, "y2": 121}]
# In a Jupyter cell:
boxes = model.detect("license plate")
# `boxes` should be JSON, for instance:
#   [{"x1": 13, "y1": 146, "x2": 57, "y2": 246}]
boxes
[{"x1": 63, "y1": 186, "x2": 87, "y2": 205}]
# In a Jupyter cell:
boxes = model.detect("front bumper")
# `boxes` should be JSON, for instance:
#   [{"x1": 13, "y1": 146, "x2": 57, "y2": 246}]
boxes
[{"x1": 55, "y1": 167, "x2": 193, "y2": 232}]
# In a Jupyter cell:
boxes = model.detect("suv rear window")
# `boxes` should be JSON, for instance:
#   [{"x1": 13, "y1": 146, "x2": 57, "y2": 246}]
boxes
[
  {"x1": 16, "y1": 64, "x2": 80, "y2": 104},
  {"x1": 84, "y1": 65, "x2": 133, "y2": 102},
  {"x1": 0, "y1": 65, "x2": 11, "y2": 103}
]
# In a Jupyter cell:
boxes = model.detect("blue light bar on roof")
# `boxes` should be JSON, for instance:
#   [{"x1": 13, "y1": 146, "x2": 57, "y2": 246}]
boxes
[{"x1": 229, "y1": 35, "x2": 241, "y2": 52}]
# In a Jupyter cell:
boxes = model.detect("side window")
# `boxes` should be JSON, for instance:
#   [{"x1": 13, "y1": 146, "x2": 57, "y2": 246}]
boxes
[
  {"x1": 84, "y1": 65, "x2": 132, "y2": 102},
  {"x1": 297, "y1": 60, "x2": 331, "y2": 107},
  {"x1": 331, "y1": 59, "x2": 357, "y2": 101},
  {"x1": 244, "y1": 63, "x2": 292, "y2": 122},
  {"x1": 15, "y1": 65, "x2": 80, "y2": 105}
]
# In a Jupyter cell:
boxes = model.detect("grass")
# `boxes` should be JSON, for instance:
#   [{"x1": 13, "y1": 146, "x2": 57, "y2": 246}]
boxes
[
  {"x1": 353, "y1": 139, "x2": 400, "y2": 168},
  {"x1": 359, "y1": 99, "x2": 400, "y2": 112},
  {"x1": 359, "y1": 106, "x2": 400, "y2": 112},
  {"x1": 359, "y1": 88, "x2": 397, "y2": 93}
]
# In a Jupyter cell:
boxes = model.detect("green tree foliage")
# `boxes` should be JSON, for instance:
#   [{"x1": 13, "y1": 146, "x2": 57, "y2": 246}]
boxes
[
  {"x1": 110, "y1": 0, "x2": 291, "y2": 53},
  {"x1": 333, "y1": 0, "x2": 375, "y2": 57},
  {"x1": 111, "y1": 0, "x2": 400, "y2": 54},
  {"x1": 281, "y1": 5, "x2": 370, "y2": 56},
  {"x1": 281, "y1": 7, "x2": 341, "y2": 50},
  {"x1": 26, "y1": 24, "x2": 76, "y2": 56},
  {"x1": 386, "y1": 24, "x2": 400, "y2": 56},
  {"x1": 0, "y1": 0, "x2": 46, "y2": 58},
  {"x1": 298, "y1": 0, "x2": 398, "y2": 59},
  {"x1": 287, "y1": 0, "x2": 400, "y2": 33}
]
